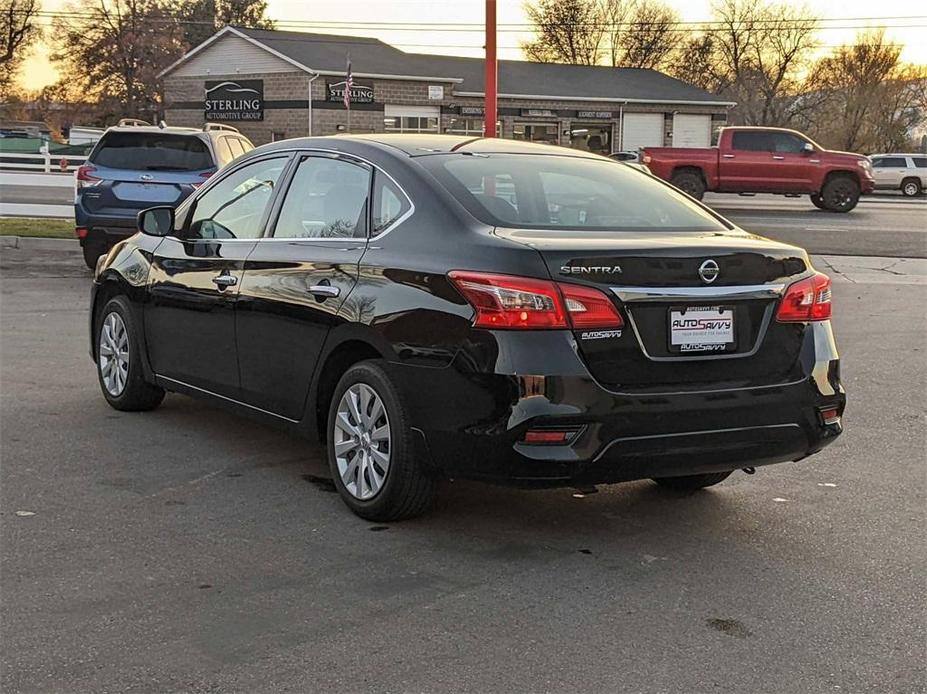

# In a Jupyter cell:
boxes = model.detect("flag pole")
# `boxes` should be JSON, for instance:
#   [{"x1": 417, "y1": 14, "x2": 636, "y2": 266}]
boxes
[
  {"x1": 484, "y1": 0, "x2": 497, "y2": 138},
  {"x1": 345, "y1": 53, "x2": 352, "y2": 134}
]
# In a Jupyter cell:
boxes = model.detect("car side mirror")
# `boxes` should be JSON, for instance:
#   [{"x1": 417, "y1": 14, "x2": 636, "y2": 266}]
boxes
[
  {"x1": 138, "y1": 206, "x2": 175, "y2": 237},
  {"x1": 802, "y1": 142, "x2": 815, "y2": 155}
]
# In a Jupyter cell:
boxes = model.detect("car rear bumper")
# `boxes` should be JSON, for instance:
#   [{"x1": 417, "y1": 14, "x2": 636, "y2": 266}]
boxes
[{"x1": 393, "y1": 325, "x2": 844, "y2": 487}]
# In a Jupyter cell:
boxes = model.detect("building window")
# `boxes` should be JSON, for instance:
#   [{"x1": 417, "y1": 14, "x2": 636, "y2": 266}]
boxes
[
  {"x1": 568, "y1": 124, "x2": 612, "y2": 155},
  {"x1": 513, "y1": 123, "x2": 560, "y2": 145},
  {"x1": 446, "y1": 117, "x2": 502, "y2": 137},
  {"x1": 384, "y1": 115, "x2": 439, "y2": 133}
]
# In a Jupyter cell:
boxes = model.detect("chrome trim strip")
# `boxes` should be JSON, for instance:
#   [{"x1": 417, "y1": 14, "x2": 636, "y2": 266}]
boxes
[
  {"x1": 611, "y1": 284, "x2": 785, "y2": 302},
  {"x1": 156, "y1": 375, "x2": 300, "y2": 423}
]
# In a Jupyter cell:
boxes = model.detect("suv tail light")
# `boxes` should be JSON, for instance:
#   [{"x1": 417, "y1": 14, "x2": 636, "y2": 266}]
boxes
[
  {"x1": 448, "y1": 271, "x2": 623, "y2": 330},
  {"x1": 191, "y1": 171, "x2": 213, "y2": 189},
  {"x1": 75, "y1": 164, "x2": 100, "y2": 189},
  {"x1": 776, "y1": 272, "x2": 832, "y2": 322}
]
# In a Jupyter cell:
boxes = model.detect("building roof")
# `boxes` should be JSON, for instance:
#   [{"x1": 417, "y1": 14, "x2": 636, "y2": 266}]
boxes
[{"x1": 162, "y1": 26, "x2": 733, "y2": 107}]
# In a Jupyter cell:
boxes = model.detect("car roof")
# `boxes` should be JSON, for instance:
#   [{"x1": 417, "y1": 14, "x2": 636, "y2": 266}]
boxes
[
  {"x1": 103, "y1": 125, "x2": 206, "y2": 135},
  {"x1": 262, "y1": 133, "x2": 605, "y2": 160},
  {"x1": 870, "y1": 153, "x2": 922, "y2": 157}
]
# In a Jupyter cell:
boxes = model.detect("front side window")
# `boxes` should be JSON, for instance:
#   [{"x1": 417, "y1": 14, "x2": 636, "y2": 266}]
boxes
[
  {"x1": 874, "y1": 157, "x2": 907, "y2": 168},
  {"x1": 273, "y1": 156, "x2": 371, "y2": 239},
  {"x1": 187, "y1": 157, "x2": 288, "y2": 240},
  {"x1": 424, "y1": 153, "x2": 728, "y2": 232},
  {"x1": 771, "y1": 133, "x2": 807, "y2": 153}
]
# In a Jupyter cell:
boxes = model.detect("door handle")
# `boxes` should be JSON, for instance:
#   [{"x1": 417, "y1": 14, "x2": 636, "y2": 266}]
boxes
[
  {"x1": 722, "y1": 154, "x2": 735, "y2": 159},
  {"x1": 212, "y1": 272, "x2": 238, "y2": 288},
  {"x1": 308, "y1": 284, "x2": 340, "y2": 299},
  {"x1": 772, "y1": 155, "x2": 785, "y2": 160}
]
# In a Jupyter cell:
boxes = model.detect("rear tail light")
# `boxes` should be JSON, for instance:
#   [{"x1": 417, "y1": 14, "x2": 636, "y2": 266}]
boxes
[
  {"x1": 641, "y1": 151, "x2": 652, "y2": 164},
  {"x1": 776, "y1": 272, "x2": 832, "y2": 322},
  {"x1": 448, "y1": 271, "x2": 623, "y2": 330},
  {"x1": 75, "y1": 165, "x2": 100, "y2": 189},
  {"x1": 191, "y1": 171, "x2": 213, "y2": 189}
]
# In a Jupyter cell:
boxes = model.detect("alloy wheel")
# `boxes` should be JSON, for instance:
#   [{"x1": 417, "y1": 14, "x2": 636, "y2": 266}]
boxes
[
  {"x1": 333, "y1": 383, "x2": 391, "y2": 500},
  {"x1": 903, "y1": 181, "x2": 919, "y2": 197},
  {"x1": 99, "y1": 311, "x2": 129, "y2": 396}
]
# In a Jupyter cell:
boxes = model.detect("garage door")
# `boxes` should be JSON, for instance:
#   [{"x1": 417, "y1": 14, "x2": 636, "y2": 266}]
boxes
[
  {"x1": 672, "y1": 114, "x2": 712, "y2": 148},
  {"x1": 621, "y1": 113, "x2": 664, "y2": 153}
]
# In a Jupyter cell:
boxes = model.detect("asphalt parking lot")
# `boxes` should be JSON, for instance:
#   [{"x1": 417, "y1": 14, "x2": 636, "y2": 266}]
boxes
[{"x1": 1, "y1": 240, "x2": 925, "y2": 691}]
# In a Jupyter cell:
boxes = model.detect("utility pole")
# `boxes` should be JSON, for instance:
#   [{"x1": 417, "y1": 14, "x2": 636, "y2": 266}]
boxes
[{"x1": 484, "y1": 0, "x2": 497, "y2": 138}]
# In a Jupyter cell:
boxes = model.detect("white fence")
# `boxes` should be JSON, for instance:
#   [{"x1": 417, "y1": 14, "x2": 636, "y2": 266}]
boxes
[{"x1": 0, "y1": 147, "x2": 88, "y2": 173}]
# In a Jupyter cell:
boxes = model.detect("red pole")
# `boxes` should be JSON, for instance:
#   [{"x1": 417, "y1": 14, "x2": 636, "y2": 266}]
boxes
[{"x1": 484, "y1": 0, "x2": 497, "y2": 138}]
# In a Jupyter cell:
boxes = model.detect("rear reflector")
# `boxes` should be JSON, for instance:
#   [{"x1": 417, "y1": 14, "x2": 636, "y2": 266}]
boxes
[
  {"x1": 75, "y1": 227, "x2": 88, "y2": 239},
  {"x1": 819, "y1": 407, "x2": 841, "y2": 425},
  {"x1": 448, "y1": 271, "x2": 622, "y2": 330},
  {"x1": 523, "y1": 429, "x2": 579, "y2": 444},
  {"x1": 776, "y1": 272, "x2": 832, "y2": 322}
]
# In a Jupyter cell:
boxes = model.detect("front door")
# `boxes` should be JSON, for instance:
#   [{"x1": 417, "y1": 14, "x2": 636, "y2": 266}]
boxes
[
  {"x1": 871, "y1": 156, "x2": 907, "y2": 190},
  {"x1": 145, "y1": 155, "x2": 290, "y2": 397},
  {"x1": 236, "y1": 153, "x2": 376, "y2": 419},
  {"x1": 764, "y1": 131, "x2": 818, "y2": 192}
]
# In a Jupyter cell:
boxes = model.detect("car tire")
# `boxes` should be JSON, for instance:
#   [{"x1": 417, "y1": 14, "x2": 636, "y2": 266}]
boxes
[
  {"x1": 670, "y1": 171, "x2": 706, "y2": 200},
  {"x1": 810, "y1": 193, "x2": 826, "y2": 210},
  {"x1": 652, "y1": 471, "x2": 732, "y2": 491},
  {"x1": 327, "y1": 361, "x2": 436, "y2": 521},
  {"x1": 821, "y1": 175, "x2": 860, "y2": 212},
  {"x1": 901, "y1": 178, "x2": 922, "y2": 197},
  {"x1": 96, "y1": 296, "x2": 165, "y2": 411}
]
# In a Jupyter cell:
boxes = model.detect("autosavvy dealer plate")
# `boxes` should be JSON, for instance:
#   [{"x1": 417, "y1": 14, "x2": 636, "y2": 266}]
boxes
[{"x1": 669, "y1": 306, "x2": 734, "y2": 353}]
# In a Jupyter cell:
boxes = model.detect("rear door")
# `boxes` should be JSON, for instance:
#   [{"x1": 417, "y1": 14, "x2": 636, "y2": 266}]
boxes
[
  {"x1": 83, "y1": 131, "x2": 215, "y2": 223},
  {"x1": 719, "y1": 131, "x2": 774, "y2": 192},
  {"x1": 145, "y1": 155, "x2": 290, "y2": 397},
  {"x1": 235, "y1": 153, "x2": 377, "y2": 418}
]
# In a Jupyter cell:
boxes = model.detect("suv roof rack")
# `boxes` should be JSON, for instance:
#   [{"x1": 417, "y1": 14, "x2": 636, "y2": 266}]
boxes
[
  {"x1": 116, "y1": 118, "x2": 151, "y2": 127},
  {"x1": 203, "y1": 123, "x2": 240, "y2": 133}
]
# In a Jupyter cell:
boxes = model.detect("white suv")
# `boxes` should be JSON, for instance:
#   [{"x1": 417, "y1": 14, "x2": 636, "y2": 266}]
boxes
[{"x1": 870, "y1": 153, "x2": 927, "y2": 197}]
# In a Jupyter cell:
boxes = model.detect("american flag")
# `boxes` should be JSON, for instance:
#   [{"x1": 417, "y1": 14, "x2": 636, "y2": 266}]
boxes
[{"x1": 344, "y1": 56, "x2": 352, "y2": 110}]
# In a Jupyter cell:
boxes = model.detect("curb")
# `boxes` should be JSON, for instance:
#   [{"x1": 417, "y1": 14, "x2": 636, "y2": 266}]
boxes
[{"x1": 0, "y1": 236, "x2": 80, "y2": 251}]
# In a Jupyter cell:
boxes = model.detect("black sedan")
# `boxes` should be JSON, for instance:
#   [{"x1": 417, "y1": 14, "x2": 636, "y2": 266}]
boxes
[{"x1": 90, "y1": 134, "x2": 845, "y2": 520}]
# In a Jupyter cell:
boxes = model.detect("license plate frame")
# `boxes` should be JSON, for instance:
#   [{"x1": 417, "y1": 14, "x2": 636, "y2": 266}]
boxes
[{"x1": 668, "y1": 305, "x2": 736, "y2": 354}]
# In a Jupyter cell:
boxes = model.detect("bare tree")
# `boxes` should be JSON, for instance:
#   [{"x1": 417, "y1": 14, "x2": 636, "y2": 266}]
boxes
[
  {"x1": 618, "y1": 0, "x2": 682, "y2": 70},
  {"x1": 522, "y1": 0, "x2": 604, "y2": 66},
  {"x1": 0, "y1": 0, "x2": 42, "y2": 96},
  {"x1": 167, "y1": 0, "x2": 275, "y2": 49},
  {"x1": 800, "y1": 30, "x2": 922, "y2": 152},
  {"x1": 51, "y1": 0, "x2": 187, "y2": 122}
]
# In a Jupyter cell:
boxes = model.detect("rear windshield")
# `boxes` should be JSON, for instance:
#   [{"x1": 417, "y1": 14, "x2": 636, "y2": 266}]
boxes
[
  {"x1": 423, "y1": 154, "x2": 728, "y2": 232},
  {"x1": 91, "y1": 132, "x2": 213, "y2": 171}
]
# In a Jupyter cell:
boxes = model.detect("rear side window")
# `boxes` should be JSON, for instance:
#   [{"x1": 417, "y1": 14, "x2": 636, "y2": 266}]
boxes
[
  {"x1": 874, "y1": 157, "x2": 907, "y2": 168},
  {"x1": 913, "y1": 157, "x2": 927, "y2": 168},
  {"x1": 91, "y1": 132, "x2": 213, "y2": 171},
  {"x1": 731, "y1": 131, "x2": 771, "y2": 152},
  {"x1": 372, "y1": 172, "x2": 411, "y2": 234},
  {"x1": 215, "y1": 137, "x2": 235, "y2": 166},
  {"x1": 273, "y1": 156, "x2": 371, "y2": 239},
  {"x1": 226, "y1": 137, "x2": 245, "y2": 158},
  {"x1": 425, "y1": 154, "x2": 728, "y2": 232}
]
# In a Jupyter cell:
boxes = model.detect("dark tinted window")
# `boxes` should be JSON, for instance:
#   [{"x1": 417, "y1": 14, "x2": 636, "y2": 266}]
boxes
[
  {"x1": 873, "y1": 157, "x2": 907, "y2": 168},
  {"x1": 273, "y1": 156, "x2": 370, "y2": 239},
  {"x1": 913, "y1": 157, "x2": 927, "y2": 168},
  {"x1": 731, "y1": 131, "x2": 771, "y2": 152},
  {"x1": 425, "y1": 154, "x2": 728, "y2": 232},
  {"x1": 92, "y1": 132, "x2": 213, "y2": 171},
  {"x1": 187, "y1": 157, "x2": 287, "y2": 239},
  {"x1": 771, "y1": 132, "x2": 807, "y2": 153},
  {"x1": 372, "y1": 172, "x2": 411, "y2": 233}
]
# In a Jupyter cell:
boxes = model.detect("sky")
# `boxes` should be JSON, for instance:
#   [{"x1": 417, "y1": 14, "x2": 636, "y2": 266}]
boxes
[{"x1": 19, "y1": 0, "x2": 927, "y2": 91}]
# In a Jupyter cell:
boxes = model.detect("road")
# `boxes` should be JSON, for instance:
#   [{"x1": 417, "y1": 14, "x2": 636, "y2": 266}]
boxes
[{"x1": 1, "y1": 246, "x2": 924, "y2": 693}]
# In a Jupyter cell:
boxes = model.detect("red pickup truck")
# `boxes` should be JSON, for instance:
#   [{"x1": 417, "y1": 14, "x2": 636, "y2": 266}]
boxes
[{"x1": 642, "y1": 126, "x2": 875, "y2": 212}]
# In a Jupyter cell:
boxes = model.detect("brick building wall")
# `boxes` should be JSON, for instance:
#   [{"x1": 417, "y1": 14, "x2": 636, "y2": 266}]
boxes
[{"x1": 164, "y1": 69, "x2": 726, "y2": 148}]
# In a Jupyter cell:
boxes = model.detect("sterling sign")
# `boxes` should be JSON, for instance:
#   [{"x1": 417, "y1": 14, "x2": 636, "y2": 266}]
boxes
[{"x1": 204, "y1": 80, "x2": 264, "y2": 121}]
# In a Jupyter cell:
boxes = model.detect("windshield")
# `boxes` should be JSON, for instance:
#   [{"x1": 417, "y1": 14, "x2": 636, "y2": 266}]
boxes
[
  {"x1": 424, "y1": 154, "x2": 729, "y2": 232},
  {"x1": 92, "y1": 132, "x2": 213, "y2": 171}
]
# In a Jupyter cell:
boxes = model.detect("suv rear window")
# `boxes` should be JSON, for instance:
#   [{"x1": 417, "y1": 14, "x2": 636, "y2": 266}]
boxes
[
  {"x1": 424, "y1": 153, "x2": 728, "y2": 232},
  {"x1": 91, "y1": 132, "x2": 213, "y2": 171}
]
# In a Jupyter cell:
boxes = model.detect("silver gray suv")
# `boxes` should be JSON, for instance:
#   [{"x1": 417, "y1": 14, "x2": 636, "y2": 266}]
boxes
[{"x1": 870, "y1": 153, "x2": 926, "y2": 197}]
